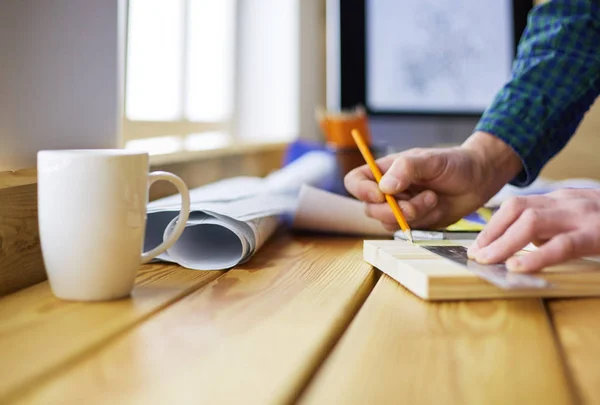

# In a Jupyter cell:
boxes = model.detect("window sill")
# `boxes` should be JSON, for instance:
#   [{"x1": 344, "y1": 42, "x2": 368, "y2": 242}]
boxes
[
  {"x1": 0, "y1": 141, "x2": 290, "y2": 185},
  {"x1": 0, "y1": 168, "x2": 37, "y2": 190},
  {"x1": 148, "y1": 139, "x2": 290, "y2": 167}
]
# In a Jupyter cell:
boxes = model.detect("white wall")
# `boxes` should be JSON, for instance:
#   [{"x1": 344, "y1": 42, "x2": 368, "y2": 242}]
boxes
[
  {"x1": 299, "y1": 0, "x2": 326, "y2": 142},
  {"x1": 235, "y1": 0, "x2": 299, "y2": 141},
  {"x1": 235, "y1": 0, "x2": 326, "y2": 142},
  {"x1": 0, "y1": 0, "x2": 125, "y2": 171}
]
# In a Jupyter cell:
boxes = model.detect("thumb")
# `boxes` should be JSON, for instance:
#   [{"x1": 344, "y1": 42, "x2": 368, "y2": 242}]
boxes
[{"x1": 379, "y1": 152, "x2": 447, "y2": 194}]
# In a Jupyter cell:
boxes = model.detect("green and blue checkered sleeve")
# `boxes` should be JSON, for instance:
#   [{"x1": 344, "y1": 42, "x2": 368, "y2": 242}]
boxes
[{"x1": 475, "y1": 0, "x2": 600, "y2": 186}]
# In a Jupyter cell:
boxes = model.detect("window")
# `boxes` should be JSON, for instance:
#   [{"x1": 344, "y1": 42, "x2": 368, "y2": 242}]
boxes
[{"x1": 124, "y1": 0, "x2": 236, "y2": 154}]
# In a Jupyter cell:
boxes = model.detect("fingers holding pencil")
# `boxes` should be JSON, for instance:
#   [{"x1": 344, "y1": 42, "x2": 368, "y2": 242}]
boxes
[
  {"x1": 365, "y1": 190, "x2": 438, "y2": 224},
  {"x1": 350, "y1": 129, "x2": 413, "y2": 242}
]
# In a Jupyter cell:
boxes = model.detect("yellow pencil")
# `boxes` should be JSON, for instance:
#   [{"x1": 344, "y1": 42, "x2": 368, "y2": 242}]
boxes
[{"x1": 350, "y1": 129, "x2": 414, "y2": 243}]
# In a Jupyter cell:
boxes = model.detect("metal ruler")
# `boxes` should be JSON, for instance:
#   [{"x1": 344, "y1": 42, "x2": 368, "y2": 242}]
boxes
[{"x1": 420, "y1": 245, "x2": 552, "y2": 290}]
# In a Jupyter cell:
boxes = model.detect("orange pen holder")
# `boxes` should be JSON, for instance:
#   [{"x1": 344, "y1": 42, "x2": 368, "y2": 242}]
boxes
[{"x1": 316, "y1": 106, "x2": 375, "y2": 177}]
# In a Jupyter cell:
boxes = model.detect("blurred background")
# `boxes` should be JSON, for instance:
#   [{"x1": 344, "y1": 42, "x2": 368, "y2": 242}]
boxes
[{"x1": 1, "y1": 0, "x2": 599, "y2": 183}]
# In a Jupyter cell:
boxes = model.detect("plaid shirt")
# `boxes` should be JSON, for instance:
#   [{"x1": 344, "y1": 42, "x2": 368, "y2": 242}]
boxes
[{"x1": 475, "y1": 0, "x2": 600, "y2": 186}]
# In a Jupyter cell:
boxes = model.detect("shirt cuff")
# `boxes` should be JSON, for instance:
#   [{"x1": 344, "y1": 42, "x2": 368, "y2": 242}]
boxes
[{"x1": 474, "y1": 88, "x2": 545, "y2": 187}]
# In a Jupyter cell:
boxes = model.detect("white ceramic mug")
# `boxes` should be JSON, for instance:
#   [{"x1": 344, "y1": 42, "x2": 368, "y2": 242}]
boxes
[{"x1": 37, "y1": 149, "x2": 191, "y2": 301}]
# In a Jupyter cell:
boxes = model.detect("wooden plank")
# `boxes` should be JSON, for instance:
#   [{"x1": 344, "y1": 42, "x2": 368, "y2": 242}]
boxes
[
  {"x1": 11, "y1": 235, "x2": 378, "y2": 405},
  {"x1": 0, "y1": 183, "x2": 46, "y2": 296},
  {"x1": 0, "y1": 169, "x2": 37, "y2": 190},
  {"x1": 149, "y1": 146, "x2": 285, "y2": 201},
  {"x1": 148, "y1": 140, "x2": 287, "y2": 166},
  {"x1": 365, "y1": 240, "x2": 600, "y2": 300},
  {"x1": 547, "y1": 298, "x2": 600, "y2": 404},
  {"x1": 300, "y1": 275, "x2": 574, "y2": 405},
  {"x1": 0, "y1": 262, "x2": 224, "y2": 403}
]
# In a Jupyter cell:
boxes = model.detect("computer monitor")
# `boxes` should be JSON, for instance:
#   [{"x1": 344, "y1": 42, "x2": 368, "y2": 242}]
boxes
[{"x1": 326, "y1": 0, "x2": 533, "y2": 149}]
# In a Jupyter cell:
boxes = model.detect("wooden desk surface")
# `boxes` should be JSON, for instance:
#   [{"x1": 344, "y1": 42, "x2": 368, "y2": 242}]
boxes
[{"x1": 1, "y1": 233, "x2": 599, "y2": 405}]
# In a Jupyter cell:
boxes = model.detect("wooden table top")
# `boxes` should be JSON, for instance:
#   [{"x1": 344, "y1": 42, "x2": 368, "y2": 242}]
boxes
[{"x1": 1, "y1": 232, "x2": 599, "y2": 405}]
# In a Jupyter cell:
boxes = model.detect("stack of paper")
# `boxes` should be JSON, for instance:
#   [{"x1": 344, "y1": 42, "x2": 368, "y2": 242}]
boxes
[
  {"x1": 144, "y1": 151, "x2": 344, "y2": 270},
  {"x1": 145, "y1": 193, "x2": 295, "y2": 270}
]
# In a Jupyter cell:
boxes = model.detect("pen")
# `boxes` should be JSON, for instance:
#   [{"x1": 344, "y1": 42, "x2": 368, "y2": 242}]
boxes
[{"x1": 350, "y1": 129, "x2": 414, "y2": 243}]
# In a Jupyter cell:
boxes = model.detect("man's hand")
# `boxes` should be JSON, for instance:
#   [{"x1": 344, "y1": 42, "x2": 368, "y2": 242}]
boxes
[
  {"x1": 344, "y1": 131, "x2": 522, "y2": 230},
  {"x1": 467, "y1": 189, "x2": 600, "y2": 273}
]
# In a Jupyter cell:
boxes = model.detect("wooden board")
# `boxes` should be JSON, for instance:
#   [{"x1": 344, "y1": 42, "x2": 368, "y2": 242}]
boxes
[
  {"x1": 9, "y1": 235, "x2": 378, "y2": 405},
  {"x1": 0, "y1": 169, "x2": 37, "y2": 190},
  {"x1": 0, "y1": 183, "x2": 46, "y2": 296},
  {"x1": 548, "y1": 298, "x2": 600, "y2": 404},
  {"x1": 0, "y1": 263, "x2": 224, "y2": 403},
  {"x1": 364, "y1": 240, "x2": 600, "y2": 301},
  {"x1": 299, "y1": 274, "x2": 574, "y2": 405}
]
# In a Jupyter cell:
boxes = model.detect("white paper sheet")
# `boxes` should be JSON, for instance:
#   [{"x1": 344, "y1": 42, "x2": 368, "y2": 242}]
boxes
[
  {"x1": 486, "y1": 177, "x2": 600, "y2": 207},
  {"x1": 291, "y1": 185, "x2": 393, "y2": 236},
  {"x1": 145, "y1": 193, "x2": 294, "y2": 270}
]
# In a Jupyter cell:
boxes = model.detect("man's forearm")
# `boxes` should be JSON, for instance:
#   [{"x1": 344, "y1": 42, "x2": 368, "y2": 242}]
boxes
[{"x1": 462, "y1": 131, "x2": 523, "y2": 200}]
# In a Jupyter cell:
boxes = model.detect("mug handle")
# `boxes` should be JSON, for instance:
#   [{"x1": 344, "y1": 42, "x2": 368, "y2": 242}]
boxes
[{"x1": 140, "y1": 171, "x2": 191, "y2": 264}]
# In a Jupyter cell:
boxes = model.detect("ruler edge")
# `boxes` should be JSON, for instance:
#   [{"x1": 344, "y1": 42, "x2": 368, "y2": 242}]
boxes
[{"x1": 418, "y1": 244, "x2": 552, "y2": 290}]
